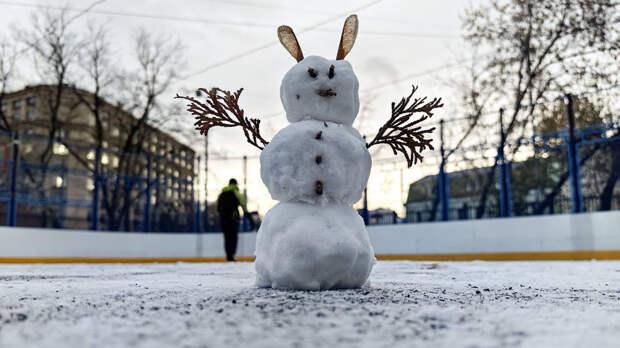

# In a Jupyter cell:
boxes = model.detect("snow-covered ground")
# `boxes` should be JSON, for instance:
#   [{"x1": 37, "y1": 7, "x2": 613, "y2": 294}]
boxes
[{"x1": 1, "y1": 261, "x2": 619, "y2": 348}]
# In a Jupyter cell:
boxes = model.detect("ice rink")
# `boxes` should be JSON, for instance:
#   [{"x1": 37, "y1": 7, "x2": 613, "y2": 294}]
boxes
[{"x1": 1, "y1": 261, "x2": 619, "y2": 347}]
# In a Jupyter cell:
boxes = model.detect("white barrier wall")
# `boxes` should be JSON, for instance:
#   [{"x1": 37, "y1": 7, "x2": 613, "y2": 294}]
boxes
[
  {"x1": 0, "y1": 211, "x2": 618, "y2": 258},
  {"x1": 0, "y1": 227, "x2": 256, "y2": 258},
  {"x1": 367, "y1": 211, "x2": 620, "y2": 254}
]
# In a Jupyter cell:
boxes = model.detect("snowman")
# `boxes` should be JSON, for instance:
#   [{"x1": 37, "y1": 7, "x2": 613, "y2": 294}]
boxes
[{"x1": 177, "y1": 15, "x2": 442, "y2": 290}]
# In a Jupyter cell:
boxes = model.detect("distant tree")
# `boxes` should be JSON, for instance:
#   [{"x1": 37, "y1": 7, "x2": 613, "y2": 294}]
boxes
[
  {"x1": 0, "y1": 36, "x2": 19, "y2": 131},
  {"x1": 64, "y1": 24, "x2": 185, "y2": 230},
  {"x1": 536, "y1": 98, "x2": 606, "y2": 134},
  {"x1": 16, "y1": 7, "x2": 84, "y2": 161},
  {"x1": 9, "y1": 6, "x2": 188, "y2": 230},
  {"x1": 459, "y1": 0, "x2": 619, "y2": 217},
  {"x1": 100, "y1": 29, "x2": 184, "y2": 231},
  {"x1": 15, "y1": 6, "x2": 85, "y2": 226}
]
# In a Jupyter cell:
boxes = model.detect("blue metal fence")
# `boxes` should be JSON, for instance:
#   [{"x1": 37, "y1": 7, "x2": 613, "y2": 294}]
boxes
[
  {"x1": 0, "y1": 95, "x2": 617, "y2": 231},
  {"x1": 402, "y1": 95, "x2": 620, "y2": 224},
  {"x1": 0, "y1": 129, "x2": 200, "y2": 233}
]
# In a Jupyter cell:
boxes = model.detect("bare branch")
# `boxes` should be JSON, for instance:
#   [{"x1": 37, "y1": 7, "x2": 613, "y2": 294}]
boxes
[
  {"x1": 175, "y1": 87, "x2": 269, "y2": 150},
  {"x1": 367, "y1": 85, "x2": 442, "y2": 167}
]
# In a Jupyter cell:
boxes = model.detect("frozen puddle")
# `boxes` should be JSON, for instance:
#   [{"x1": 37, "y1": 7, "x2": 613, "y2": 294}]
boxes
[{"x1": 1, "y1": 261, "x2": 619, "y2": 347}]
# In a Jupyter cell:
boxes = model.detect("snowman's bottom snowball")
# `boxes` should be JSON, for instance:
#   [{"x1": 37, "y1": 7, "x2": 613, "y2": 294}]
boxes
[{"x1": 255, "y1": 202, "x2": 375, "y2": 290}]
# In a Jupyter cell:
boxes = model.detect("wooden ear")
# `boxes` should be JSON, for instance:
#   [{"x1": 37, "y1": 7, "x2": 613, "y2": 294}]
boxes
[
  {"x1": 336, "y1": 14, "x2": 358, "y2": 60},
  {"x1": 278, "y1": 25, "x2": 304, "y2": 62}
]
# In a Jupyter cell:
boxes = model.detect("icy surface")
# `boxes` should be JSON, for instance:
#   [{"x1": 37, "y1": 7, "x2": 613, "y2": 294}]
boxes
[
  {"x1": 260, "y1": 120, "x2": 371, "y2": 205},
  {"x1": 1, "y1": 261, "x2": 620, "y2": 348},
  {"x1": 255, "y1": 202, "x2": 375, "y2": 290},
  {"x1": 280, "y1": 56, "x2": 360, "y2": 126}
]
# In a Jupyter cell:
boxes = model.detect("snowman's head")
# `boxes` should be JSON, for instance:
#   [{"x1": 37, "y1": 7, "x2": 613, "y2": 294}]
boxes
[{"x1": 278, "y1": 15, "x2": 360, "y2": 126}]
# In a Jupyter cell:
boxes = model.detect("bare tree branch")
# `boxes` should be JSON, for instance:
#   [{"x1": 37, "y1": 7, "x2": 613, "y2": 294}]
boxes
[
  {"x1": 367, "y1": 85, "x2": 442, "y2": 167},
  {"x1": 175, "y1": 87, "x2": 269, "y2": 150}
]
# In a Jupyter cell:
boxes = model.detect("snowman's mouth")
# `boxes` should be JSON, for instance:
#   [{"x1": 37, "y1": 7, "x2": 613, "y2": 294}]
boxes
[{"x1": 317, "y1": 88, "x2": 337, "y2": 97}]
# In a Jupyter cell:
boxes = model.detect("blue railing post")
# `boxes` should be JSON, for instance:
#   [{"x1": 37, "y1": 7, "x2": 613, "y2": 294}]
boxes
[
  {"x1": 438, "y1": 161, "x2": 449, "y2": 221},
  {"x1": 7, "y1": 131, "x2": 19, "y2": 227},
  {"x1": 498, "y1": 108, "x2": 512, "y2": 217},
  {"x1": 362, "y1": 186, "x2": 369, "y2": 225},
  {"x1": 190, "y1": 178, "x2": 196, "y2": 233},
  {"x1": 142, "y1": 153, "x2": 152, "y2": 232},
  {"x1": 565, "y1": 94, "x2": 583, "y2": 213},
  {"x1": 506, "y1": 162, "x2": 513, "y2": 215},
  {"x1": 242, "y1": 214, "x2": 249, "y2": 232},
  {"x1": 438, "y1": 119, "x2": 449, "y2": 221},
  {"x1": 153, "y1": 157, "x2": 160, "y2": 232},
  {"x1": 195, "y1": 200, "x2": 201, "y2": 233},
  {"x1": 193, "y1": 155, "x2": 200, "y2": 233},
  {"x1": 90, "y1": 146, "x2": 101, "y2": 230},
  {"x1": 204, "y1": 135, "x2": 209, "y2": 232}
]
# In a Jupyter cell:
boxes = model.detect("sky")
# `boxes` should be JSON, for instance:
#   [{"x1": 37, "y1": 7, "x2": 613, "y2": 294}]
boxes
[{"x1": 0, "y1": 0, "x2": 479, "y2": 216}]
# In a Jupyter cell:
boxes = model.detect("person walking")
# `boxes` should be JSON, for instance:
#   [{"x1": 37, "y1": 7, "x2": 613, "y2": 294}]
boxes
[{"x1": 217, "y1": 178, "x2": 248, "y2": 261}]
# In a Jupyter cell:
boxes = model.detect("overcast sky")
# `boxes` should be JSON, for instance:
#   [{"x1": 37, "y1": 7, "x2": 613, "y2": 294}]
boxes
[{"x1": 0, "y1": 0, "x2": 479, "y2": 215}]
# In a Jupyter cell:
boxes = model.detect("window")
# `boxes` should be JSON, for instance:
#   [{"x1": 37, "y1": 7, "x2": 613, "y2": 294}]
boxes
[
  {"x1": 111, "y1": 127, "x2": 119, "y2": 137},
  {"x1": 26, "y1": 110, "x2": 35, "y2": 120},
  {"x1": 12, "y1": 100, "x2": 21, "y2": 109},
  {"x1": 0, "y1": 103, "x2": 6, "y2": 112},
  {"x1": 55, "y1": 176, "x2": 64, "y2": 188},
  {"x1": 466, "y1": 182, "x2": 474, "y2": 192},
  {"x1": 26, "y1": 96, "x2": 36, "y2": 106},
  {"x1": 53, "y1": 143, "x2": 68, "y2": 155}
]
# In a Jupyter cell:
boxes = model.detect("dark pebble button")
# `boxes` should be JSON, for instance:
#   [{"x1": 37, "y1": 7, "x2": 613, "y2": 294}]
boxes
[{"x1": 315, "y1": 181, "x2": 323, "y2": 195}]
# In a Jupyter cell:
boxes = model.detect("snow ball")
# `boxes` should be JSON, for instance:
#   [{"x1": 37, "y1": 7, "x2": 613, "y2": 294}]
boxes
[
  {"x1": 280, "y1": 56, "x2": 360, "y2": 126},
  {"x1": 255, "y1": 201, "x2": 375, "y2": 290},
  {"x1": 260, "y1": 120, "x2": 371, "y2": 205}
]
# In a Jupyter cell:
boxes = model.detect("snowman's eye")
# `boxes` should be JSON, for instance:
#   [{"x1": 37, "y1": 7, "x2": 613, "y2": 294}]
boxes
[
  {"x1": 307, "y1": 67, "x2": 318, "y2": 78},
  {"x1": 328, "y1": 65, "x2": 335, "y2": 79}
]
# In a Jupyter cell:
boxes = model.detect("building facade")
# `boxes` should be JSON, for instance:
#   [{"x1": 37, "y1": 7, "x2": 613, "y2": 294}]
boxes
[{"x1": 0, "y1": 85, "x2": 196, "y2": 231}]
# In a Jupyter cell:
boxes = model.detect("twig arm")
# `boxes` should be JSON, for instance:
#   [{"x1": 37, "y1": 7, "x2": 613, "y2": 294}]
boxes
[
  {"x1": 175, "y1": 88, "x2": 269, "y2": 150},
  {"x1": 367, "y1": 85, "x2": 443, "y2": 167}
]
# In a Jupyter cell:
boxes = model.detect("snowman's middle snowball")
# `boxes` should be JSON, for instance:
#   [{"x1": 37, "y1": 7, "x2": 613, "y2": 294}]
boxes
[{"x1": 260, "y1": 119, "x2": 371, "y2": 205}]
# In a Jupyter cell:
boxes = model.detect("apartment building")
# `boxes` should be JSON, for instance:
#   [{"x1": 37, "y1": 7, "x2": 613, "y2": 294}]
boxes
[{"x1": 0, "y1": 85, "x2": 196, "y2": 231}]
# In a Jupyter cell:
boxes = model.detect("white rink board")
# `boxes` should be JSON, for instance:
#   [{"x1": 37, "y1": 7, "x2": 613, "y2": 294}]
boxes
[
  {"x1": 0, "y1": 228, "x2": 257, "y2": 258},
  {"x1": 0, "y1": 211, "x2": 618, "y2": 258},
  {"x1": 368, "y1": 211, "x2": 620, "y2": 254}
]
